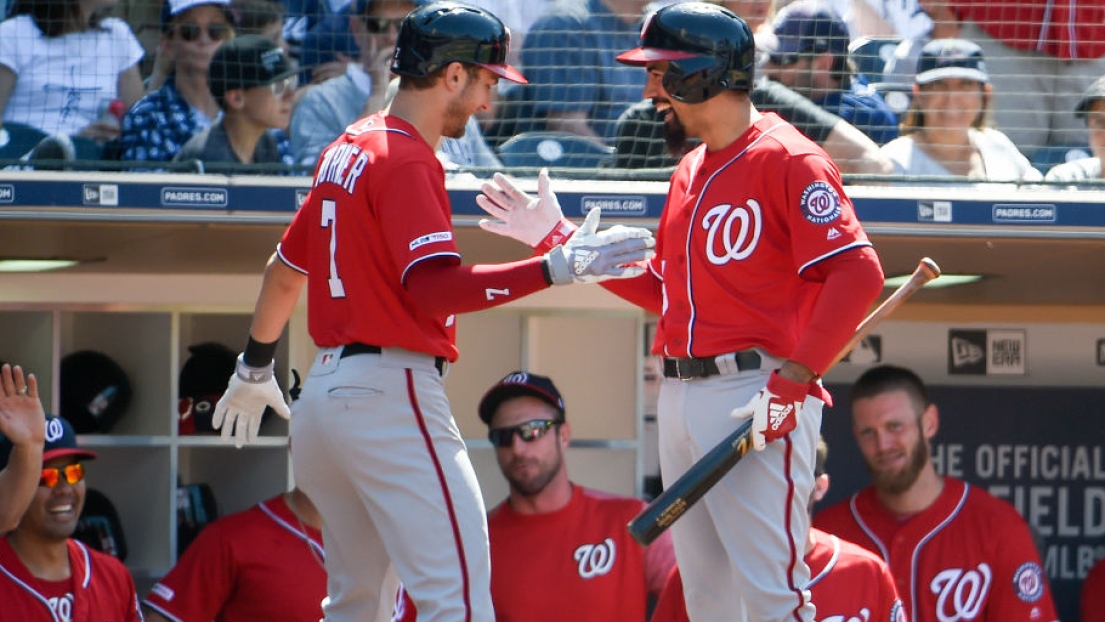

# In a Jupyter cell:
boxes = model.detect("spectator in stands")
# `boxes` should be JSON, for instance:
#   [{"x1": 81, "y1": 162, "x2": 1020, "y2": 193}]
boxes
[
  {"x1": 232, "y1": 0, "x2": 290, "y2": 51},
  {"x1": 517, "y1": 0, "x2": 652, "y2": 144},
  {"x1": 939, "y1": 0, "x2": 1105, "y2": 157},
  {"x1": 0, "y1": 0, "x2": 144, "y2": 156},
  {"x1": 760, "y1": 0, "x2": 899, "y2": 145},
  {"x1": 118, "y1": 0, "x2": 235, "y2": 163},
  {"x1": 1045, "y1": 76, "x2": 1105, "y2": 183},
  {"x1": 173, "y1": 34, "x2": 298, "y2": 170},
  {"x1": 289, "y1": 0, "x2": 414, "y2": 164},
  {"x1": 879, "y1": 38, "x2": 1041, "y2": 182},
  {"x1": 296, "y1": 0, "x2": 407, "y2": 84},
  {"x1": 289, "y1": 0, "x2": 496, "y2": 170}
]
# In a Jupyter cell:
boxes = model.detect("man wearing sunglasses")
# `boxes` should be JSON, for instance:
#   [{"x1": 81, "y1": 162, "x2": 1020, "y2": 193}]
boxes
[
  {"x1": 479, "y1": 371, "x2": 676, "y2": 622},
  {"x1": 174, "y1": 34, "x2": 298, "y2": 171},
  {"x1": 0, "y1": 415, "x2": 142, "y2": 621}
]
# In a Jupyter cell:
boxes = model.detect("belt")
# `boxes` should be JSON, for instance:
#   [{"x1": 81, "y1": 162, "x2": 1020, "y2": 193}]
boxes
[
  {"x1": 662, "y1": 350, "x2": 762, "y2": 380},
  {"x1": 340, "y1": 343, "x2": 446, "y2": 375}
]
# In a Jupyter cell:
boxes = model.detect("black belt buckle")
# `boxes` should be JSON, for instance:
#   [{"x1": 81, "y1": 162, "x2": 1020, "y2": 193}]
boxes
[{"x1": 340, "y1": 343, "x2": 445, "y2": 375}]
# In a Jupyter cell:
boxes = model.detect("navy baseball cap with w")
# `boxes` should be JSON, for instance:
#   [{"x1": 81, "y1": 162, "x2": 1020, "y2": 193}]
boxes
[
  {"x1": 0, "y1": 415, "x2": 97, "y2": 469},
  {"x1": 478, "y1": 371, "x2": 565, "y2": 424}
]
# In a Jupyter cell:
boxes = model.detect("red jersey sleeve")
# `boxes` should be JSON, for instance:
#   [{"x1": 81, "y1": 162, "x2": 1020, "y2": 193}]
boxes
[
  {"x1": 144, "y1": 517, "x2": 237, "y2": 621},
  {"x1": 1083, "y1": 558, "x2": 1105, "y2": 622}
]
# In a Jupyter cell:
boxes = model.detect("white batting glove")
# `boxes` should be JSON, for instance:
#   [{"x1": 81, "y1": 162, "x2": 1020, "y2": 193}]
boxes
[
  {"x1": 211, "y1": 355, "x2": 292, "y2": 448},
  {"x1": 730, "y1": 371, "x2": 809, "y2": 451},
  {"x1": 477, "y1": 168, "x2": 575, "y2": 248},
  {"x1": 543, "y1": 208, "x2": 655, "y2": 285}
]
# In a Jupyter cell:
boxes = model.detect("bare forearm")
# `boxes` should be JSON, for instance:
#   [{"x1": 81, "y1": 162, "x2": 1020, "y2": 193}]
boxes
[
  {"x1": 248, "y1": 254, "x2": 307, "y2": 344},
  {"x1": 822, "y1": 120, "x2": 894, "y2": 176}
]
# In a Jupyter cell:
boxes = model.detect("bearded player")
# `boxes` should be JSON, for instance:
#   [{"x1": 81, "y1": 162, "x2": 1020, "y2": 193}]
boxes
[
  {"x1": 814, "y1": 365, "x2": 1058, "y2": 622},
  {"x1": 209, "y1": 3, "x2": 654, "y2": 621},
  {"x1": 476, "y1": 4, "x2": 884, "y2": 621}
]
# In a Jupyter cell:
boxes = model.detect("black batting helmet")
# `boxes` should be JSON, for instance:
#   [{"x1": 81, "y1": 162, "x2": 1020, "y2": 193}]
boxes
[
  {"x1": 616, "y1": 3, "x2": 755, "y2": 104},
  {"x1": 391, "y1": 1, "x2": 526, "y2": 83}
]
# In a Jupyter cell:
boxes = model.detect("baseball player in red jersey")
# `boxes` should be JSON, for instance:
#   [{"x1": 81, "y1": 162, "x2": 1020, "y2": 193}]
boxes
[
  {"x1": 814, "y1": 365, "x2": 1058, "y2": 622},
  {"x1": 209, "y1": 3, "x2": 654, "y2": 621},
  {"x1": 0, "y1": 363, "x2": 46, "y2": 532},
  {"x1": 479, "y1": 371, "x2": 676, "y2": 621},
  {"x1": 0, "y1": 415, "x2": 142, "y2": 622},
  {"x1": 478, "y1": 4, "x2": 883, "y2": 621},
  {"x1": 652, "y1": 437, "x2": 905, "y2": 622},
  {"x1": 1083, "y1": 556, "x2": 1105, "y2": 622},
  {"x1": 144, "y1": 488, "x2": 335, "y2": 622}
]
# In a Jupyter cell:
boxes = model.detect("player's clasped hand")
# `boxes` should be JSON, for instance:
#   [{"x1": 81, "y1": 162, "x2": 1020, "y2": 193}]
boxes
[
  {"x1": 212, "y1": 355, "x2": 292, "y2": 448},
  {"x1": 476, "y1": 167, "x2": 570, "y2": 248},
  {"x1": 543, "y1": 208, "x2": 655, "y2": 285},
  {"x1": 731, "y1": 371, "x2": 812, "y2": 451}
]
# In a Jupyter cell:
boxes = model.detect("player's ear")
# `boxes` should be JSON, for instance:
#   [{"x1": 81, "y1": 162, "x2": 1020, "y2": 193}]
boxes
[
  {"x1": 920, "y1": 404, "x2": 939, "y2": 440},
  {"x1": 557, "y1": 421, "x2": 571, "y2": 447}
]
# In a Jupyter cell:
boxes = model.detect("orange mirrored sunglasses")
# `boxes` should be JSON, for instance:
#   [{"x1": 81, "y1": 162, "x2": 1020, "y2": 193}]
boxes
[{"x1": 39, "y1": 463, "x2": 85, "y2": 488}]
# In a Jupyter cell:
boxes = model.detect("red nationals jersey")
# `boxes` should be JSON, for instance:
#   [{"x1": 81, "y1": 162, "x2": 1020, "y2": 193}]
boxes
[
  {"x1": 650, "y1": 112, "x2": 871, "y2": 358},
  {"x1": 1083, "y1": 557, "x2": 1105, "y2": 622},
  {"x1": 279, "y1": 112, "x2": 462, "y2": 360},
  {"x1": 650, "y1": 529, "x2": 905, "y2": 622},
  {"x1": 144, "y1": 495, "x2": 325, "y2": 622},
  {"x1": 0, "y1": 537, "x2": 141, "y2": 622},
  {"x1": 814, "y1": 477, "x2": 1058, "y2": 622},
  {"x1": 486, "y1": 485, "x2": 676, "y2": 622}
]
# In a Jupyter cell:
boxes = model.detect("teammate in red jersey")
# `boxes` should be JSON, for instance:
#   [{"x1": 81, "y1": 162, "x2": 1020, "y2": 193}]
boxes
[
  {"x1": 651, "y1": 437, "x2": 905, "y2": 622},
  {"x1": 0, "y1": 415, "x2": 142, "y2": 622},
  {"x1": 143, "y1": 488, "x2": 333, "y2": 622},
  {"x1": 478, "y1": 4, "x2": 883, "y2": 621},
  {"x1": 1083, "y1": 556, "x2": 1105, "y2": 622},
  {"x1": 479, "y1": 371, "x2": 675, "y2": 622},
  {"x1": 0, "y1": 363, "x2": 46, "y2": 532},
  {"x1": 814, "y1": 364, "x2": 1058, "y2": 622},
  {"x1": 208, "y1": 3, "x2": 654, "y2": 621}
]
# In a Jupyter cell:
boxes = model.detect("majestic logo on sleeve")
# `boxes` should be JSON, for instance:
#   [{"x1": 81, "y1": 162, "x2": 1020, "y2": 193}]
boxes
[
  {"x1": 573, "y1": 538, "x2": 617, "y2": 579},
  {"x1": 1012, "y1": 562, "x2": 1045, "y2": 603},
  {"x1": 800, "y1": 181, "x2": 842, "y2": 224},
  {"x1": 931, "y1": 563, "x2": 991, "y2": 622},
  {"x1": 702, "y1": 200, "x2": 762, "y2": 265},
  {"x1": 821, "y1": 607, "x2": 870, "y2": 622}
]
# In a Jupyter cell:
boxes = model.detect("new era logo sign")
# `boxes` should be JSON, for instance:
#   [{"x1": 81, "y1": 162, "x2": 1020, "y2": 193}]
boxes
[{"x1": 948, "y1": 329, "x2": 1026, "y2": 376}]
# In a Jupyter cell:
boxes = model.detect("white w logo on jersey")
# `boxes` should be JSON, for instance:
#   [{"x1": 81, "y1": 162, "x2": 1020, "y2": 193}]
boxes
[
  {"x1": 573, "y1": 538, "x2": 617, "y2": 579},
  {"x1": 702, "y1": 200, "x2": 762, "y2": 265},
  {"x1": 931, "y1": 563, "x2": 991, "y2": 622}
]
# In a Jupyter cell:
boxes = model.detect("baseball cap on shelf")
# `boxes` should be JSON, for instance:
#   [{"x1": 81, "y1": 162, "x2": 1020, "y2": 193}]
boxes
[
  {"x1": 208, "y1": 34, "x2": 298, "y2": 98},
  {"x1": 178, "y1": 342, "x2": 237, "y2": 435},
  {"x1": 0, "y1": 415, "x2": 97, "y2": 470},
  {"x1": 161, "y1": 0, "x2": 233, "y2": 28},
  {"x1": 767, "y1": 0, "x2": 849, "y2": 65},
  {"x1": 914, "y1": 38, "x2": 989, "y2": 85},
  {"x1": 478, "y1": 371, "x2": 565, "y2": 424},
  {"x1": 1075, "y1": 76, "x2": 1105, "y2": 119},
  {"x1": 60, "y1": 350, "x2": 132, "y2": 434}
]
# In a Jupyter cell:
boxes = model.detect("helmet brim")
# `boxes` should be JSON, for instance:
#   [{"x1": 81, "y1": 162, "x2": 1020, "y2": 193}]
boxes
[
  {"x1": 481, "y1": 63, "x2": 527, "y2": 84},
  {"x1": 616, "y1": 47, "x2": 698, "y2": 66}
]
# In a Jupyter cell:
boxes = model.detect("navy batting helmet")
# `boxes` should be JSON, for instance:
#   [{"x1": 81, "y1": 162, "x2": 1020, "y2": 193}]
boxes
[
  {"x1": 391, "y1": 1, "x2": 526, "y2": 83},
  {"x1": 616, "y1": 3, "x2": 755, "y2": 104}
]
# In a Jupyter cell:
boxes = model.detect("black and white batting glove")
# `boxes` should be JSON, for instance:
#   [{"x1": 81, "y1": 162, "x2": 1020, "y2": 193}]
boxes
[
  {"x1": 212, "y1": 355, "x2": 292, "y2": 448},
  {"x1": 476, "y1": 167, "x2": 574, "y2": 248},
  {"x1": 543, "y1": 208, "x2": 655, "y2": 285}
]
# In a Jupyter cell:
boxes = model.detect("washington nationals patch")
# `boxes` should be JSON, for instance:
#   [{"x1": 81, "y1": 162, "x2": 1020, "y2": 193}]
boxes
[
  {"x1": 1013, "y1": 562, "x2": 1045, "y2": 603},
  {"x1": 800, "y1": 181, "x2": 842, "y2": 225}
]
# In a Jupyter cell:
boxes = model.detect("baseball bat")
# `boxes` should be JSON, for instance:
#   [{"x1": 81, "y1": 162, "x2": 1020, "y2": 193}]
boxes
[{"x1": 628, "y1": 257, "x2": 941, "y2": 546}]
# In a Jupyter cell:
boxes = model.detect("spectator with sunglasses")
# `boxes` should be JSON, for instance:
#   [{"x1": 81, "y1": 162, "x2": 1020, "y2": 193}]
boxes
[
  {"x1": 760, "y1": 0, "x2": 899, "y2": 146},
  {"x1": 174, "y1": 34, "x2": 298, "y2": 171},
  {"x1": 298, "y1": 0, "x2": 424, "y2": 85},
  {"x1": 0, "y1": 363, "x2": 46, "y2": 533},
  {"x1": 0, "y1": 415, "x2": 142, "y2": 621},
  {"x1": 478, "y1": 371, "x2": 676, "y2": 622},
  {"x1": 119, "y1": 0, "x2": 237, "y2": 163}
]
